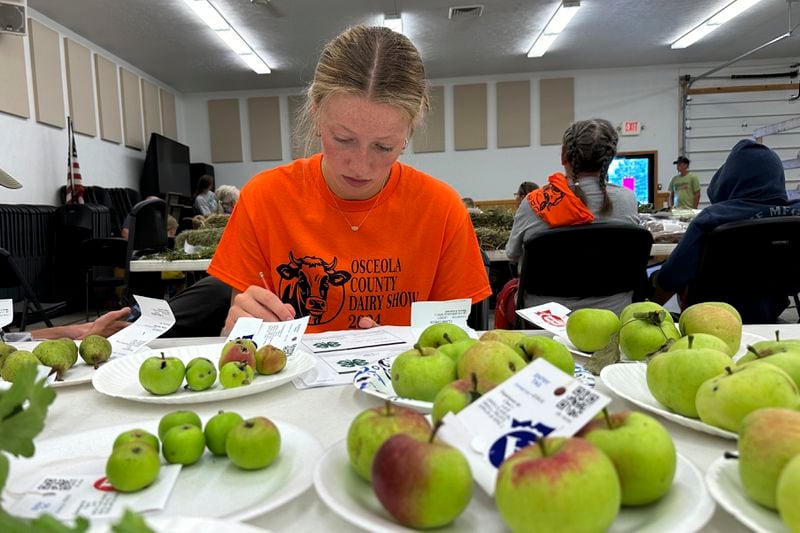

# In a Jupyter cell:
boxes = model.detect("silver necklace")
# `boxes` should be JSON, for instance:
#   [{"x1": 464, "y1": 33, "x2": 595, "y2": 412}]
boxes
[{"x1": 325, "y1": 175, "x2": 389, "y2": 231}]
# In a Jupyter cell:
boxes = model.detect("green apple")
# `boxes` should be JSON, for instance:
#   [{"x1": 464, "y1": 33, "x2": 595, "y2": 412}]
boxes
[
  {"x1": 79, "y1": 334, "x2": 113, "y2": 368},
  {"x1": 495, "y1": 437, "x2": 620, "y2": 532},
  {"x1": 777, "y1": 454, "x2": 800, "y2": 530},
  {"x1": 226, "y1": 416, "x2": 281, "y2": 470},
  {"x1": 620, "y1": 301, "x2": 674, "y2": 325},
  {"x1": 750, "y1": 330, "x2": 800, "y2": 356},
  {"x1": 566, "y1": 308, "x2": 621, "y2": 353},
  {"x1": 646, "y1": 343, "x2": 731, "y2": 418},
  {"x1": 619, "y1": 315, "x2": 681, "y2": 361},
  {"x1": 346, "y1": 402, "x2": 432, "y2": 482},
  {"x1": 113, "y1": 428, "x2": 160, "y2": 454},
  {"x1": 158, "y1": 410, "x2": 202, "y2": 440},
  {"x1": 105, "y1": 442, "x2": 160, "y2": 493},
  {"x1": 431, "y1": 375, "x2": 480, "y2": 425},
  {"x1": 456, "y1": 341, "x2": 526, "y2": 394},
  {"x1": 255, "y1": 344, "x2": 287, "y2": 375},
  {"x1": 516, "y1": 336, "x2": 574, "y2": 376},
  {"x1": 56, "y1": 338, "x2": 79, "y2": 368},
  {"x1": 679, "y1": 302, "x2": 742, "y2": 356},
  {"x1": 184, "y1": 357, "x2": 217, "y2": 391},
  {"x1": 0, "y1": 342, "x2": 17, "y2": 372},
  {"x1": 436, "y1": 338, "x2": 478, "y2": 365},
  {"x1": 372, "y1": 432, "x2": 472, "y2": 528},
  {"x1": 479, "y1": 330, "x2": 527, "y2": 358},
  {"x1": 138, "y1": 353, "x2": 186, "y2": 395},
  {"x1": 391, "y1": 345, "x2": 456, "y2": 402},
  {"x1": 696, "y1": 365, "x2": 800, "y2": 433},
  {"x1": 33, "y1": 340, "x2": 76, "y2": 380},
  {"x1": 0, "y1": 351, "x2": 40, "y2": 382},
  {"x1": 668, "y1": 333, "x2": 730, "y2": 356},
  {"x1": 162, "y1": 424, "x2": 206, "y2": 465},
  {"x1": 577, "y1": 411, "x2": 676, "y2": 506},
  {"x1": 418, "y1": 323, "x2": 470, "y2": 349},
  {"x1": 204, "y1": 410, "x2": 244, "y2": 456},
  {"x1": 219, "y1": 361, "x2": 255, "y2": 388},
  {"x1": 218, "y1": 338, "x2": 257, "y2": 370},
  {"x1": 738, "y1": 408, "x2": 800, "y2": 509},
  {"x1": 739, "y1": 349, "x2": 800, "y2": 389}
]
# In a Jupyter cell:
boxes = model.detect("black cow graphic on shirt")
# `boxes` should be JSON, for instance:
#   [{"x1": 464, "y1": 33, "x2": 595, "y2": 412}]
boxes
[{"x1": 276, "y1": 252, "x2": 351, "y2": 325}]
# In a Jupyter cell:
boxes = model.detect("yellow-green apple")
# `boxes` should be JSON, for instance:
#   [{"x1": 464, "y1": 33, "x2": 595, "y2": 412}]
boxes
[
  {"x1": 0, "y1": 342, "x2": 17, "y2": 372},
  {"x1": 105, "y1": 442, "x2": 160, "y2": 493},
  {"x1": 516, "y1": 336, "x2": 574, "y2": 376},
  {"x1": 391, "y1": 345, "x2": 456, "y2": 402},
  {"x1": 437, "y1": 338, "x2": 479, "y2": 365},
  {"x1": 78, "y1": 334, "x2": 112, "y2": 368},
  {"x1": 158, "y1": 410, "x2": 202, "y2": 440},
  {"x1": 204, "y1": 410, "x2": 244, "y2": 456},
  {"x1": 619, "y1": 313, "x2": 680, "y2": 361},
  {"x1": 749, "y1": 330, "x2": 800, "y2": 356},
  {"x1": 777, "y1": 454, "x2": 800, "y2": 530},
  {"x1": 418, "y1": 323, "x2": 470, "y2": 348},
  {"x1": 431, "y1": 374, "x2": 480, "y2": 425},
  {"x1": 668, "y1": 333, "x2": 730, "y2": 356},
  {"x1": 162, "y1": 424, "x2": 206, "y2": 465},
  {"x1": 219, "y1": 361, "x2": 254, "y2": 388},
  {"x1": 371, "y1": 431, "x2": 472, "y2": 528},
  {"x1": 0, "y1": 351, "x2": 40, "y2": 382},
  {"x1": 226, "y1": 416, "x2": 281, "y2": 470},
  {"x1": 346, "y1": 402, "x2": 432, "y2": 482},
  {"x1": 33, "y1": 340, "x2": 75, "y2": 380},
  {"x1": 184, "y1": 357, "x2": 216, "y2": 391},
  {"x1": 255, "y1": 344, "x2": 287, "y2": 375},
  {"x1": 456, "y1": 341, "x2": 526, "y2": 394},
  {"x1": 738, "y1": 408, "x2": 800, "y2": 509},
  {"x1": 577, "y1": 411, "x2": 676, "y2": 506},
  {"x1": 646, "y1": 338, "x2": 731, "y2": 418},
  {"x1": 138, "y1": 353, "x2": 185, "y2": 395},
  {"x1": 495, "y1": 437, "x2": 621, "y2": 532},
  {"x1": 566, "y1": 308, "x2": 621, "y2": 353},
  {"x1": 679, "y1": 302, "x2": 741, "y2": 356},
  {"x1": 739, "y1": 348, "x2": 800, "y2": 389},
  {"x1": 480, "y1": 330, "x2": 527, "y2": 357},
  {"x1": 696, "y1": 365, "x2": 800, "y2": 432},
  {"x1": 620, "y1": 301, "x2": 674, "y2": 325},
  {"x1": 218, "y1": 338, "x2": 257, "y2": 370}
]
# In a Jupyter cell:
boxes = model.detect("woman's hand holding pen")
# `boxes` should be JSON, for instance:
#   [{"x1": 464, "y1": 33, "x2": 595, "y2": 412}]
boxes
[{"x1": 221, "y1": 273, "x2": 296, "y2": 335}]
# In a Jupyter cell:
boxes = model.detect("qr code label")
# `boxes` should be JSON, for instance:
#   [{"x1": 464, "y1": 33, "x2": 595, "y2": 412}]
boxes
[
  {"x1": 36, "y1": 478, "x2": 81, "y2": 491},
  {"x1": 284, "y1": 344, "x2": 296, "y2": 357},
  {"x1": 555, "y1": 386, "x2": 599, "y2": 419}
]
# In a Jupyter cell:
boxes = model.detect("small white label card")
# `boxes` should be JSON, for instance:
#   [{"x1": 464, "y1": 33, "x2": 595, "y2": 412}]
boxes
[
  {"x1": 302, "y1": 328, "x2": 407, "y2": 354},
  {"x1": 0, "y1": 298, "x2": 13, "y2": 328},
  {"x1": 9, "y1": 465, "x2": 181, "y2": 520},
  {"x1": 319, "y1": 348, "x2": 402, "y2": 376},
  {"x1": 437, "y1": 358, "x2": 610, "y2": 496},
  {"x1": 108, "y1": 295, "x2": 176, "y2": 357},
  {"x1": 515, "y1": 302, "x2": 572, "y2": 336},
  {"x1": 410, "y1": 299, "x2": 477, "y2": 340},
  {"x1": 226, "y1": 315, "x2": 310, "y2": 358}
]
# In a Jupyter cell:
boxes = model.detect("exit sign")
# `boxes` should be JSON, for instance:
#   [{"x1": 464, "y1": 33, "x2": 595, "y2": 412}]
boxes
[{"x1": 621, "y1": 121, "x2": 641, "y2": 136}]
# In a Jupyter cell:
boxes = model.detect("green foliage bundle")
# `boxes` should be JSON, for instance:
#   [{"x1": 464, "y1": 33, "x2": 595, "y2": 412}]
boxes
[{"x1": 470, "y1": 207, "x2": 515, "y2": 250}]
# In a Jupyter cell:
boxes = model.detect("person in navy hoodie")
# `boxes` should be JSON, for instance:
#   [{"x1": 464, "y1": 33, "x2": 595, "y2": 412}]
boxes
[{"x1": 653, "y1": 139, "x2": 800, "y2": 323}]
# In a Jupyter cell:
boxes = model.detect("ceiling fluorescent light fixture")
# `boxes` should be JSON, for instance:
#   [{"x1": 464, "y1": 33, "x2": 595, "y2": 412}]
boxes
[
  {"x1": 383, "y1": 14, "x2": 403, "y2": 34},
  {"x1": 528, "y1": 0, "x2": 580, "y2": 58},
  {"x1": 671, "y1": 0, "x2": 764, "y2": 49},
  {"x1": 182, "y1": 0, "x2": 271, "y2": 73}
]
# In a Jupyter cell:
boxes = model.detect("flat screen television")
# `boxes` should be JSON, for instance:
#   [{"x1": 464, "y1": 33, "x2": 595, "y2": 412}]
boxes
[
  {"x1": 607, "y1": 151, "x2": 658, "y2": 205},
  {"x1": 140, "y1": 133, "x2": 191, "y2": 198}
]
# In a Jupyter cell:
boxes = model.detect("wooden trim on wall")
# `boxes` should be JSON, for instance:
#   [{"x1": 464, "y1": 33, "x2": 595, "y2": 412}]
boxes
[{"x1": 687, "y1": 83, "x2": 798, "y2": 95}]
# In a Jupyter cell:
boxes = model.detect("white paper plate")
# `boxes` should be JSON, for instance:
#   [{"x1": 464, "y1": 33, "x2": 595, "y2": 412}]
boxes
[
  {"x1": 353, "y1": 356, "x2": 596, "y2": 414},
  {"x1": 706, "y1": 456, "x2": 788, "y2": 533},
  {"x1": 553, "y1": 334, "x2": 593, "y2": 358},
  {"x1": 92, "y1": 343, "x2": 315, "y2": 404},
  {"x1": 5, "y1": 415, "x2": 322, "y2": 523},
  {"x1": 1, "y1": 340, "x2": 106, "y2": 388},
  {"x1": 314, "y1": 440, "x2": 714, "y2": 533},
  {"x1": 89, "y1": 516, "x2": 272, "y2": 533},
  {"x1": 601, "y1": 363, "x2": 737, "y2": 439}
]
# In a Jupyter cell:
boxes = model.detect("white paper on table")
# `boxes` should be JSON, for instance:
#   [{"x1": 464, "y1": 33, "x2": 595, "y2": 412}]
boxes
[
  {"x1": 301, "y1": 328, "x2": 406, "y2": 354},
  {"x1": 515, "y1": 302, "x2": 572, "y2": 336},
  {"x1": 437, "y1": 358, "x2": 610, "y2": 496},
  {"x1": 0, "y1": 298, "x2": 13, "y2": 329},
  {"x1": 225, "y1": 316, "x2": 310, "y2": 358},
  {"x1": 108, "y1": 296, "x2": 176, "y2": 357},
  {"x1": 8, "y1": 465, "x2": 181, "y2": 520},
  {"x1": 410, "y1": 299, "x2": 478, "y2": 340}
]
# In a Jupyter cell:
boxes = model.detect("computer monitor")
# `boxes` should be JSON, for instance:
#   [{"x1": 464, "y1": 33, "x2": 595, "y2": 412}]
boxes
[
  {"x1": 607, "y1": 151, "x2": 658, "y2": 205},
  {"x1": 140, "y1": 133, "x2": 192, "y2": 198}
]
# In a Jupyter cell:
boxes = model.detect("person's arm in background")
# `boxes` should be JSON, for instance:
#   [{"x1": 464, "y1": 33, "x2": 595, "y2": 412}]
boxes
[
  {"x1": 29, "y1": 308, "x2": 131, "y2": 340},
  {"x1": 667, "y1": 178, "x2": 675, "y2": 209},
  {"x1": 692, "y1": 175, "x2": 701, "y2": 208},
  {"x1": 505, "y1": 201, "x2": 542, "y2": 264}
]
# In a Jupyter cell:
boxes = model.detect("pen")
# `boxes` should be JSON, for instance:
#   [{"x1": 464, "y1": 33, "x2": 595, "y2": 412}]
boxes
[{"x1": 258, "y1": 271, "x2": 269, "y2": 290}]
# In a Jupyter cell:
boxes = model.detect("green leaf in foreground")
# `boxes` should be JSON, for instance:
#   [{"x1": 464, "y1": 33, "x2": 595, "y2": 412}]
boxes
[
  {"x1": 0, "y1": 366, "x2": 56, "y2": 458},
  {"x1": 111, "y1": 509, "x2": 156, "y2": 533}
]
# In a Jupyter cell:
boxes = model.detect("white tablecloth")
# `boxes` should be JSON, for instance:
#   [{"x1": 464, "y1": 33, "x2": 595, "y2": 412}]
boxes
[{"x1": 27, "y1": 324, "x2": 800, "y2": 531}]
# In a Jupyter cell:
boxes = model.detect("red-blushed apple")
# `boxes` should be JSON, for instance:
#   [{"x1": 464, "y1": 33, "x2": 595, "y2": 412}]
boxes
[
  {"x1": 218, "y1": 338, "x2": 257, "y2": 370},
  {"x1": 577, "y1": 410, "x2": 676, "y2": 505},
  {"x1": 738, "y1": 408, "x2": 800, "y2": 509},
  {"x1": 255, "y1": 344, "x2": 287, "y2": 375},
  {"x1": 679, "y1": 302, "x2": 741, "y2": 356},
  {"x1": 456, "y1": 340, "x2": 526, "y2": 394},
  {"x1": 495, "y1": 437, "x2": 620, "y2": 533},
  {"x1": 346, "y1": 401, "x2": 432, "y2": 482},
  {"x1": 391, "y1": 344, "x2": 456, "y2": 402},
  {"x1": 371, "y1": 429, "x2": 472, "y2": 528}
]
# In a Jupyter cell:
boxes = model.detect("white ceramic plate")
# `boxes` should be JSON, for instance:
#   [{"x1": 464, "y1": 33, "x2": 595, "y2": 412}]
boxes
[
  {"x1": 314, "y1": 440, "x2": 714, "y2": 533},
  {"x1": 353, "y1": 356, "x2": 596, "y2": 414},
  {"x1": 5, "y1": 415, "x2": 322, "y2": 523},
  {"x1": 89, "y1": 516, "x2": 272, "y2": 533},
  {"x1": 92, "y1": 343, "x2": 315, "y2": 404},
  {"x1": 601, "y1": 363, "x2": 737, "y2": 439},
  {"x1": 1, "y1": 340, "x2": 103, "y2": 388},
  {"x1": 705, "y1": 456, "x2": 788, "y2": 533}
]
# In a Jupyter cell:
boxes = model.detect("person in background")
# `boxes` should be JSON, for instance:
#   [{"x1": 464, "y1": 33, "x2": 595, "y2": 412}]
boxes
[
  {"x1": 462, "y1": 197, "x2": 482, "y2": 214},
  {"x1": 120, "y1": 195, "x2": 159, "y2": 240},
  {"x1": 668, "y1": 156, "x2": 700, "y2": 209},
  {"x1": 215, "y1": 185, "x2": 240, "y2": 214},
  {"x1": 1, "y1": 308, "x2": 131, "y2": 342},
  {"x1": 167, "y1": 215, "x2": 178, "y2": 237},
  {"x1": 193, "y1": 175, "x2": 218, "y2": 216},
  {"x1": 514, "y1": 181, "x2": 539, "y2": 207},
  {"x1": 208, "y1": 25, "x2": 491, "y2": 334},
  {"x1": 653, "y1": 139, "x2": 800, "y2": 322}
]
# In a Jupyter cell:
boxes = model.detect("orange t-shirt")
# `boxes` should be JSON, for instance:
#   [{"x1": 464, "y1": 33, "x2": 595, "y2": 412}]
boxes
[
  {"x1": 208, "y1": 154, "x2": 491, "y2": 333},
  {"x1": 527, "y1": 172, "x2": 595, "y2": 227}
]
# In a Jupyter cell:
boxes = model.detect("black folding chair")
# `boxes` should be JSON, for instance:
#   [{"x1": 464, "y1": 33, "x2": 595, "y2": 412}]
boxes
[
  {"x1": 81, "y1": 237, "x2": 128, "y2": 321},
  {"x1": 0, "y1": 247, "x2": 66, "y2": 330},
  {"x1": 124, "y1": 198, "x2": 169, "y2": 302}
]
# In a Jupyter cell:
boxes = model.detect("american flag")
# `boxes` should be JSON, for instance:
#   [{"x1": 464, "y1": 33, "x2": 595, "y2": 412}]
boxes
[{"x1": 65, "y1": 116, "x2": 85, "y2": 204}]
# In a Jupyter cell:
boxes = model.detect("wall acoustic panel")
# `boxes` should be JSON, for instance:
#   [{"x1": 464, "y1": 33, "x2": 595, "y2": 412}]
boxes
[
  {"x1": 141, "y1": 78, "x2": 161, "y2": 144},
  {"x1": 497, "y1": 80, "x2": 530, "y2": 148},
  {"x1": 208, "y1": 98, "x2": 243, "y2": 163},
  {"x1": 248, "y1": 96, "x2": 282, "y2": 161},
  {"x1": 412, "y1": 85, "x2": 444, "y2": 153},
  {"x1": 120, "y1": 67, "x2": 143, "y2": 149},
  {"x1": 94, "y1": 54, "x2": 121, "y2": 143},
  {"x1": 28, "y1": 19, "x2": 65, "y2": 128},
  {"x1": 454, "y1": 83, "x2": 487, "y2": 151},
  {"x1": 540, "y1": 77, "x2": 575, "y2": 146},
  {"x1": 0, "y1": 33, "x2": 29, "y2": 118},
  {"x1": 160, "y1": 88, "x2": 177, "y2": 140},
  {"x1": 288, "y1": 94, "x2": 319, "y2": 160},
  {"x1": 63, "y1": 38, "x2": 96, "y2": 136}
]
